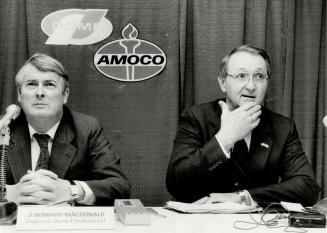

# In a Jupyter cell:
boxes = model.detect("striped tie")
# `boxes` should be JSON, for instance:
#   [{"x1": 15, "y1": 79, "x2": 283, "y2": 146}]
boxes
[{"x1": 34, "y1": 133, "x2": 50, "y2": 170}]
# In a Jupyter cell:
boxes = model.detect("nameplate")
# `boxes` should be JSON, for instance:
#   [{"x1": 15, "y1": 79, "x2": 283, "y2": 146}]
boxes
[{"x1": 16, "y1": 206, "x2": 115, "y2": 230}]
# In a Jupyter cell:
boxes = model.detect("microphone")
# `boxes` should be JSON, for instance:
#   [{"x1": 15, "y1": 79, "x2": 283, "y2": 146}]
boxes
[
  {"x1": 0, "y1": 105, "x2": 21, "y2": 131},
  {"x1": 0, "y1": 104, "x2": 20, "y2": 224},
  {"x1": 323, "y1": 116, "x2": 327, "y2": 127}
]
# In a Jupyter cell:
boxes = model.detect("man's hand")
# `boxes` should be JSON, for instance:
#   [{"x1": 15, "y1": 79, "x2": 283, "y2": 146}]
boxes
[
  {"x1": 216, "y1": 101, "x2": 261, "y2": 151},
  {"x1": 11, "y1": 170, "x2": 71, "y2": 205},
  {"x1": 193, "y1": 193, "x2": 241, "y2": 204}
]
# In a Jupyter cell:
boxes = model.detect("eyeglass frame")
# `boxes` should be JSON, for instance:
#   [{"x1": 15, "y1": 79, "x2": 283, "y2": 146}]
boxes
[{"x1": 226, "y1": 72, "x2": 270, "y2": 84}]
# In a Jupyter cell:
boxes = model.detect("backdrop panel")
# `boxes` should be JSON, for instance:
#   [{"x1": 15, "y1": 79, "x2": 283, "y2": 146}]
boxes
[
  {"x1": 0, "y1": 0, "x2": 326, "y2": 204},
  {"x1": 1, "y1": 0, "x2": 182, "y2": 205}
]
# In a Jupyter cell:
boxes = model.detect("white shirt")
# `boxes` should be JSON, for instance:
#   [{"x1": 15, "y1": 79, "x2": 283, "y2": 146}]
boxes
[
  {"x1": 215, "y1": 133, "x2": 251, "y2": 158},
  {"x1": 28, "y1": 122, "x2": 95, "y2": 205}
]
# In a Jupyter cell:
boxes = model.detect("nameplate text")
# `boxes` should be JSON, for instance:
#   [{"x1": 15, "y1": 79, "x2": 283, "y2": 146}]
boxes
[{"x1": 17, "y1": 206, "x2": 115, "y2": 230}]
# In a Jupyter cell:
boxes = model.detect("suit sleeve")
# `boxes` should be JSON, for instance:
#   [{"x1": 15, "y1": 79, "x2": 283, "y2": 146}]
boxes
[
  {"x1": 83, "y1": 119, "x2": 131, "y2": 206},
  {"x1": 248, "y1": 121, "x2": 320, "y2": 206},
  {"x1": 166, "y1": 107, "x2": 228, "y2": 202}
]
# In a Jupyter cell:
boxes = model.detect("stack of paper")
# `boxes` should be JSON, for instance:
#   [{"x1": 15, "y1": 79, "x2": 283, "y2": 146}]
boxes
[
  {"x1": 166, "y1": 201, "x2": 260, "y2": 214},
  {"x1": 280, "y1": 201, "x2": 305, "y2": 212}
]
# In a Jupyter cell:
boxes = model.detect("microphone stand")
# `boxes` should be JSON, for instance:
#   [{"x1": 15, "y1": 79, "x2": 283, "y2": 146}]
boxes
[{"x1": 0, "y1": 126, "x2": 17, "y2": 224}]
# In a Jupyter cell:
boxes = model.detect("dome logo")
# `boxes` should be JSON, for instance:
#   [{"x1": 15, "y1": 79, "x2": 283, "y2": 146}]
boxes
[
  {"x1": 94, "y1": 23, "x2": 166, "y2": 82},
  {"x1": 41, "y1": 9, "x2": 112, "y2": 45}
]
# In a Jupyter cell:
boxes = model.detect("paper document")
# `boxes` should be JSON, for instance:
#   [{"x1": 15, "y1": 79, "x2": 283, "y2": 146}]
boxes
[
  {"x1": 166, "y1": 201, "x2": 261, "y2": 214},
  {"x1": 280, "y1": 201, "x2": 304, "y2": 212}
]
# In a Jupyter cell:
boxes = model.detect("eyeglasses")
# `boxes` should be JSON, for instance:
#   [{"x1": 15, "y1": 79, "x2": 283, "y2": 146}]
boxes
[{"x1": 226, "y1": 72, "x2": 269, "y2": 84}]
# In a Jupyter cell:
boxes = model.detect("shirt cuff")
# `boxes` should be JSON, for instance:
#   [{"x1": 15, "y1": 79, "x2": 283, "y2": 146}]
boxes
[
  {"x1": 215, "y1": 134, "x2": 231, "y2": 158},
  {"x1": 5, "y1": 184, "x2": 16, "y2": 203},
  {"x1": 74, "y1": 181, "x2": 96, "y2": 205},
  {"x1": 244, "y1": 190, "x2": 258, "y2": 207}
]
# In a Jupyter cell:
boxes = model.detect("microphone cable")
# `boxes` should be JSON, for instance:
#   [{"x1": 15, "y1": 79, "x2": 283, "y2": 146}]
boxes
[{"x1": 233, "y1": 203, "x2": 307, "y2": 233}]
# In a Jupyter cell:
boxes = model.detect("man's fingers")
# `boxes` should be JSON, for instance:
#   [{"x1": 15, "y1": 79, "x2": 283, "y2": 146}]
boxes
[
  {"x1": 33, "y1": 177, "x2": 56, "y2": 191},
  {"x1": 251, "y1": 110, "x2": 262, "y2": 121},
  {"x1": 23, "y1": 177, "x2": 56, "y2": 191},
  {"x1": 20, "y1": 184, "x2": 43, "y2": 195},
  {"x1": 247, "y1": 105, "x2": 261, "y2": 116},
  {"x1": 218, "y1": 101, "x2": 229, "y2": 115},
  {"x1": 238, "y1": 102, "x2": 259, "y2": 111},
  {"x1": 252, "y1": 118, "x2": 261, "y2": 128},
  {"x1": 20, "y1": 172, "x2": 39, "y2": 183},
  {"x1": 35, "y1": 169, "x2": 58, "y2": 180},
  {"x1": 20, "y1": 170, "x2": 58, "y2": 184},
  {"x1": 27, "y1": 190, "x2": 56, "y2": 200},
  {"x1": 193, "y1": 196, "x2": 210, "y2": 204},
  {"x1": 18, "y1": 195, "x2": 51, "y2": 205},
  {"x1": 206, "y1": 198, "x2": 220, "y2": 204}
]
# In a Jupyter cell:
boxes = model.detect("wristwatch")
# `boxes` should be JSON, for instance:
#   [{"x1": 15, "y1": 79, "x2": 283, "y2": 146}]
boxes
[{"x1": 69, "y1": 180, "x2": 79, "y2": 203}]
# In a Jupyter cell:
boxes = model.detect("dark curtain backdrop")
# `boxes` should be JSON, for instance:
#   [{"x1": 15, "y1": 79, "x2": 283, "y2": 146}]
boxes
[{"x1": 0, "y1": 0, "x2": 326, "y2": 205}]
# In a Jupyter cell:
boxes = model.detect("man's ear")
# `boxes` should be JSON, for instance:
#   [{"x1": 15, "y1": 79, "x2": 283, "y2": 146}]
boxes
[
  {"x1": 217, "y1": 76, "x2": 227, "y2": 93},
  {"x1": 63, "y1": 88, "x2": 70, "y2": 104},
  {"x1": 17, "y1": 89, "x2": 21, "y2": 103}
]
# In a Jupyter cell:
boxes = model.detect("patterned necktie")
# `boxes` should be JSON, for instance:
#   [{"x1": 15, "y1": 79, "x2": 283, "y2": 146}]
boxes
[
  {"x1": 231, "y1": 139, "x2": 249, "y2": 182},
  {"x1": 34, "y1": 133, "x2": 50, "y2": 170}
]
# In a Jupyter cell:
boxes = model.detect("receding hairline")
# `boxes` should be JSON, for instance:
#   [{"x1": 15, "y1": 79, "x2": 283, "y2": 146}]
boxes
[
  {"x1": 227, "y1": 50, "x2": 269, "y2": 71},
  {"x1": 218, "y1": 45, "x2": 271, "y2": 79}
]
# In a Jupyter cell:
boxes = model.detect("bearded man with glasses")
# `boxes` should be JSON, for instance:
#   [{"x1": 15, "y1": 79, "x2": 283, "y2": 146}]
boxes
[{"x1": 166, "y1": 45, "x2": 319, "y2": 207}]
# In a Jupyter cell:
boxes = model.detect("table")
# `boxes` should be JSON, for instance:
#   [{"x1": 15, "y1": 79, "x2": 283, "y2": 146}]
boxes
[{"x1": 0, "y1": 207, "x2": 325, "y2": 233}]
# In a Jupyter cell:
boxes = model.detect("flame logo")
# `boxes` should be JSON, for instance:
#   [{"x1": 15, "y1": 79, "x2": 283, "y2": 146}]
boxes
[
  {"x1": 94, "y1": 23, "x2": 166, "y2": 82},
  {"x1": 122, "y1": 23, "x2": 138, "y2": 39}
]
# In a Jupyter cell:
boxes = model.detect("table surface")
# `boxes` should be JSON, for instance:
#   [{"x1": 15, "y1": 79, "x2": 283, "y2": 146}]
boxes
[{"x1": 0, "y1": 207, "x2": 325, "y2": 233}]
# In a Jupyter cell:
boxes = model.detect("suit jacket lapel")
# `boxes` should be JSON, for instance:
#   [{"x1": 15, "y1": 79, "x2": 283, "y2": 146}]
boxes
[
  {"x1": 49, "y1": 111, "x2": 76, "y2": 179},
  {"x1": 208, "y1": 100, "x2": 222, "y2": 137},
  {"x1": 8, "y1": 120, "x2": 32, "y2": 183}
]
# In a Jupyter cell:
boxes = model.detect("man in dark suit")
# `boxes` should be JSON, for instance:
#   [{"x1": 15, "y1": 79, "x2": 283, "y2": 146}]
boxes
[
  {"x1": 166, "y1": 45, "x2": 320, "y2": 206},
  {"x1": 5, "y1": 53, "x2": 130, "y2": 206}
]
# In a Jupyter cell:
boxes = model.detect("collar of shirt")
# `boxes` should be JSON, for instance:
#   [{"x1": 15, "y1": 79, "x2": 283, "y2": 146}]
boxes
[
  {"x1": 28, "y1": 121, "x2": 61, "y2": 140},
  {"x1": 244, "y1": 133, "x2": 252, "y2": 151}
]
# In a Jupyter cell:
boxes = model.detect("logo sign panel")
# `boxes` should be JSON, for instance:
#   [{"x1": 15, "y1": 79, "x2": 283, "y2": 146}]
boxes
[
  {"x1": 41, "y1": 9, "x2": 112, "y2": 45},
  {"x1": 94, "y1": 23, "x2": 166, "y2": 82}
]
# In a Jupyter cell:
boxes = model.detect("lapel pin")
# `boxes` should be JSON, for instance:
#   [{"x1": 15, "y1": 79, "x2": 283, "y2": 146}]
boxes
[{"x1": 261, "y1": 142, "x2": 269, "y2": 148}]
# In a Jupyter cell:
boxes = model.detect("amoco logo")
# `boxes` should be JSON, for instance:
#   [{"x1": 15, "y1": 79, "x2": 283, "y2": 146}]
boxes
[
  {"x1": 41, "y1": 9, "x2": 112, "y2": 45},
  {"x1": 94, "y1": 23, "x2": 166, "y2": 82}
]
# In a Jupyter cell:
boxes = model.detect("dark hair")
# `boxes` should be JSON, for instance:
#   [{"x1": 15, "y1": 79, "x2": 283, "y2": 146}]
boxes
[
  {"x1": 218, "y1": 45, "x2": 271, "y2": 79},
  {"x1": 15, "y1": 53, "x2": 69, "y2": 92}
]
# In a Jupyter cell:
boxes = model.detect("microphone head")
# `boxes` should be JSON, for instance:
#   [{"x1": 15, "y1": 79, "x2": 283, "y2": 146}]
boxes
[
  {"x1": 6, "y1": 104, "x2": 21, "y2": 119},
  {"x1": 323, "y1": 116, "x2": 327, "y2": 127}
]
